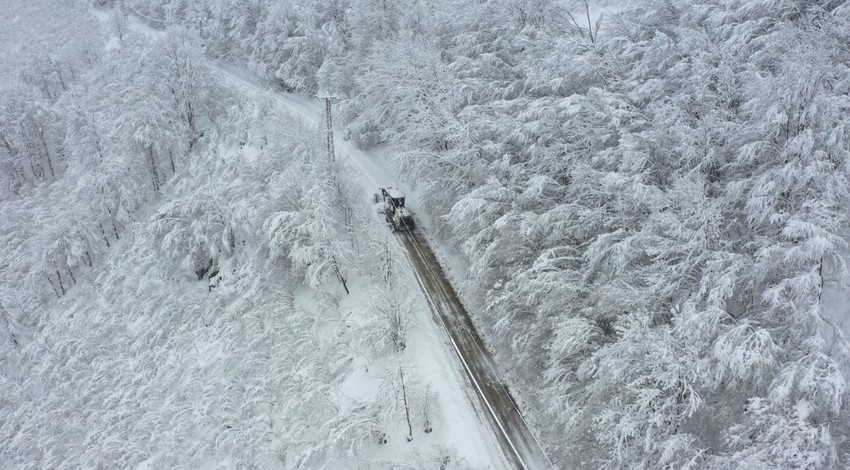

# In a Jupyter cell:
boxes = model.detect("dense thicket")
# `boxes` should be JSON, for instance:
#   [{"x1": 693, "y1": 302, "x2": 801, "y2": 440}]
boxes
[{"x1": 117, "y1": 0, "x2": 850, "y2": 467}]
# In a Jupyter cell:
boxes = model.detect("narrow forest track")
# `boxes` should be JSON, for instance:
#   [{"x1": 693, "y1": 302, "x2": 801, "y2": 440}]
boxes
[{"x1": 397, "y1": 228, "x2": 553, "y2": 470}]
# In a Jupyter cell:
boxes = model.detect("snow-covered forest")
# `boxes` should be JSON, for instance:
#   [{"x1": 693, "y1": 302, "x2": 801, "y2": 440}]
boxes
[
  {"x1": 2, "y1": 0, "x2": 850, "y2": 468},
  {"x1": 1, "y1": 1, "x2": 493, "y2": 468}
]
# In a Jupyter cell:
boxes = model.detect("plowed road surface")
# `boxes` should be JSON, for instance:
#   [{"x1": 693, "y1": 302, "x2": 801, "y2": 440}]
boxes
[{"x1": 398, "y1": 229, "x2": 552, "y2": 469}]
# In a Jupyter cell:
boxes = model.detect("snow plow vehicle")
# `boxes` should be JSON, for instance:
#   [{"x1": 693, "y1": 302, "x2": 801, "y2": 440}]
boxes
[{"x1": 375, "y1": 187, "x2": 415, "y2": 231}]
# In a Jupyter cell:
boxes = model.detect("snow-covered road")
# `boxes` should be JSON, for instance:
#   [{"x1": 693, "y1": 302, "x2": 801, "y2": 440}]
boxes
[
  {"x1": 213, "y1": 64, "x2": 553, "y2": 468},
  {"x1": 399, "y1": 229, "x2": 554, "y2": 469},
  {"x1": 213, "y1": 64, "x2": 497, "y2": 465},
  {"x1": 213, "y1": 63, "x2": 554, "y2": 469},
  {"x1": 96, "y1": 8, "x2": 551, "y2": 465}
]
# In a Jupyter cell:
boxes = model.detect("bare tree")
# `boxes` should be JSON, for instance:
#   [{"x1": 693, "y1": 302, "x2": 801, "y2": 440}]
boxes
[
  {"x1": 359, "y1": 285, "x2": 414, "y2": 357},
  {"x1": 565, "y1": 0, "x2": 601, "y2": 43}
]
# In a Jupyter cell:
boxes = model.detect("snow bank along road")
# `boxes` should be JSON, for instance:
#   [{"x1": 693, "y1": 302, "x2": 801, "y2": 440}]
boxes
[
  {"x1": 212, "y1": 63, "x2": 552, "y2": 468},
  {"x1": 399, "y1": 228, "x2": 553, "y2": 469}
]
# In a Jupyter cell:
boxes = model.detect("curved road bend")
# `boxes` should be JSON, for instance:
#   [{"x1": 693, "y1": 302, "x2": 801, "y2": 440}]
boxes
[{"x1": 397, "y1": 229, "x2": 553, "y2": 470}]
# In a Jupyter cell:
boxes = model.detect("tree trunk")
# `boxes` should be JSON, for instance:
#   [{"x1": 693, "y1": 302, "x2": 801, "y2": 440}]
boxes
[
  {"x1": 582, "y1": 1, "x2": 596, "y2": 44},
  {"x1": 55, "y1": 60, "x2": 68, "y2": 91},
  {"x1": 147, "y1": 147, "x2": 160, "y2": 192},
  {"x1": 400, "y1": 367, "x2": 413, "y2": 442},
  {"x1": 36, "y1": 126, "x2": 56, "y2": 179},
  {"x1": 55, "y1": 270, "x2": 66, "y2": 296},
  {"x1": 423, "y1": 384, "x2": 433, "y2": 433},
  {"x1": 0, "y1": 133, "x2": 16, "y2": 161},
  {"x1": 46, "y1": 272, "x2": 61, "y2": 298},
  {"x1": 331, "y1": 254, "x2": 350, "y2": 294},
  {"x1": 92, "y1": 118, "x2": 104, "y2": 160},
  {"x1": 0, "y1": 304, "x2": 20, "y2": 348},
  {"x1": 100, "y1": 222, "x2": 111, "y2": 247}
]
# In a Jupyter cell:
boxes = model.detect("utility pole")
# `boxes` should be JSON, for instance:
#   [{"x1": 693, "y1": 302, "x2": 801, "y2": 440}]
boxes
[{"x1": 318, "y1": 94, "x2": 337, "y2": 162}]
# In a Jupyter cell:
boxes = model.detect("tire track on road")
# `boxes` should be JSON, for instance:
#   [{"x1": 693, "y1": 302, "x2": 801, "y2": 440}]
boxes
[{"x1": 397, "y1": 229, "x2": 553, "y2": 470}]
